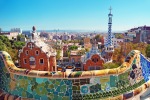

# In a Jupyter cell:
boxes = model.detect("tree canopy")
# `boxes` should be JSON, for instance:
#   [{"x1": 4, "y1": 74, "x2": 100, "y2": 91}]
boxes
[
  {"x1": 94, "y1": 34, "x2": 102, "y2": 42},
  {"x1": 56, "y1": 50, "x2": 61, "y2": 60},
  {"x1": 146, "y1": 44, "x2": 150, "y2": 57},
  {"x1": 114, "y1": 33, "x2": 124, "y2": 39},
  {"x1": 112, "y1": 42, "x2": 147, "y2": 65},
  {"x1": 103, "y1": 62, "x2": 119, "y2": 69},
  {"x1": 17, "y1": 34, "x2": 25, "y2": 41},
  {"x1": 69, "y1": 45, "x2": 78, "y2": 50},
  {"x1": 0, "y1": 35, "x2": 25, "y2": 62}
]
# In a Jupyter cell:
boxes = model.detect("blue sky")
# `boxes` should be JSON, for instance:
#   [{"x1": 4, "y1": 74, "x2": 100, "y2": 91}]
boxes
[{"x1": 0, "y1": 0, "x2": 150, "y2": 31}]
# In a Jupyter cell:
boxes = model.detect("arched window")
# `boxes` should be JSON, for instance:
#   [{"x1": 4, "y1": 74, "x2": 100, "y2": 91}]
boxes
[
  {"x1": 40, "y1": 58, "x2": 44, "y2": 64},
  {"x1": 92, "y1": 58, "x2": 98, "y2": 63},
  {"x1": 29, "y1": 56, "x2": 35, "y2": 65},
  {"x1": 35, "y1": 50, "x2": 39, "y2": 55},
  {"x1": 29, "y1": 43, "x2": 34, "y2": 49},
  {"x1": 24, "y1": 59, "x2": 27, "y2": 64},
  {"x1": 26, "y1": 50, "x2": 29, "y2": 55}
]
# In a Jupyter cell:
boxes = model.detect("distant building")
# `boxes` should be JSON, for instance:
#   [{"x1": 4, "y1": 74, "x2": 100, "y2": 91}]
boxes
[
  {"x1": 22, "y1": 31, "x2": 30, "y2": 37},
  {"x1": 19, "y1": 26, "x2": 57, "y2": 71},
  {"x1": 0, "y1": 32, "x2": 19, "y2": 40},
  {"x1": 82, "y1": 43, "x2": 105, "y2": 70},
  {"x1": 132, "y1": 32, "x2": 141, "y2": 43},
  {"x1": 112, "y1": 38, "x2": 123, "y2": 48},
  {"x1": 75, "y1": 35, "x2": 83, "y2": 40},
  {"x1": 53, "y1": 35, "x2": 59, "y2": 40},
  {"x1": 70, "y1": 50, "x2": 83, "y2": 71},
  {"x1": 63, "y1": 45, "x2": 68, "y2": 56},
  {"x1": 127, "y1": 26, "x2": 150, "y2": 43},
  {"x1": 10, "y1": 28, "x2": 22, "y2": 33},
  {"x1": 71, "y1": 35, "x2": 75, "y2": 40},
  {"x1": 62, "y1": 32, "x2": 71, "y2": 41},
  {"x1": 20, "y1": 37, "x2": 27, "y2": 42},
  {"x1": 40, "y1": 32, "x2": 52, "y2": 39},
  {"x1": 104, "y1": 37, "x2": 123, "y2": 48},
  {"x1": 84, "y1": 37, "x2": 92, "y2": 49}
]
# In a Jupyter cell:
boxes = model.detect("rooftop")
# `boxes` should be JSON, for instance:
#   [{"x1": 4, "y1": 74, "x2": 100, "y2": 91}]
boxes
[{"x1": 28, "y1": 32, "x2": 56, "y2": 57}]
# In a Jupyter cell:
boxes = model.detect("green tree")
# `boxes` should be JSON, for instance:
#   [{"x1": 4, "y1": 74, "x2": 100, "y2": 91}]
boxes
[
  {"x1": 114, "y1": 33, "x2": 124, "y2": 39},
  {"x1": 17, "y1": 34, "x2": 25, "y2": 41},
  {"x1": 94, "y1": 34, "x2": 102, "y2": 42},
  {"x1": 0, "y1": 40, "x2": 8, "y2": 51},
  {"x1": 69, "y1": 45, "x2": 78, "y2": 50},
  {"x1": 103, "y1": 62, "x2": 119, "y2": 69},
  {"x1": 56, "y1": 50, "x2": 61, "y2": 60},
  {"x1": 8, "y1": 49, "x2": 18, "y2": 62},
  {"x1": 13, "y1": 41, "x2": 25, "y2": 50},
  {"x1": 0, "y1": 35, "x2": 25, "y2": 62},
  {"x1": 0, "y1": 35, "x2": 12, "y2": 47},
  {"x1": 112, "y1": 42, "x2": 147, "y2": 65},
  {"x1": 85, "y1": 48, "x2": 90, "y2": 52},
  {"x1": 146, "y1": 44, "x2": 150, "y2": 57},
  {"x1": 0, "y1": 35, "x2": 9, "y2": 42},
  {"x1": 63, "y1": 50, "x2": 70, "y2": 57},
  {"x1": 77, "y1": 48, "x2": 88, "y2": 55}
]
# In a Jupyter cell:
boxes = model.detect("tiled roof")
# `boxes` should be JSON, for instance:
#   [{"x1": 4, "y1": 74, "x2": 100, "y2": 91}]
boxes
[{"x1": 29, "y1": 32, "x2": 56, "y2": 57}]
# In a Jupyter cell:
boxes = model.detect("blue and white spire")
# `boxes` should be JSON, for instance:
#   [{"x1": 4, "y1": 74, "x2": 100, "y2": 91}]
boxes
[{"x1": 106, "y1": 7, "x2": 113, "y2": 46}]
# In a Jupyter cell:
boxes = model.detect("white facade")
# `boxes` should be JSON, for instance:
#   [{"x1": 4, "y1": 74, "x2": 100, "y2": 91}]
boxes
[
  {"x1": 0, "y1": 32, "x2": 19, "y2": 40},
  {"x1": 112, "y1": 38, "x2": 123, "y2": 48},
  {"x1": 127, "y1": 33, "x2": 136, "y2": 42},
  {"x1": 104, "y1": 37, "x2": 123, "y2": 48}
]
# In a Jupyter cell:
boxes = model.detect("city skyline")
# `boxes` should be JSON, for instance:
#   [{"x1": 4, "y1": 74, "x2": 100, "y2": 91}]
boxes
[{"x1": 0, "y1": 0, "x2": 150, "y2": 31}]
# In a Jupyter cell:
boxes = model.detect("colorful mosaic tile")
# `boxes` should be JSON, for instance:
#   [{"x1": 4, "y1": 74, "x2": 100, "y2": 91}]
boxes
[{"x1": 0, "y1": 50, "x2": 149, "y2": 99}]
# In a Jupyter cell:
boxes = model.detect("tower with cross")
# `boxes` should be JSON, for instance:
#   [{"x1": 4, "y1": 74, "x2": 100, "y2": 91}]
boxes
[
  {"x1": 104, "y1": 7, "x2": 114, "y2": 62},
  {"x1": 106, "y1": 7, "x2": 113, "y2": 47}
]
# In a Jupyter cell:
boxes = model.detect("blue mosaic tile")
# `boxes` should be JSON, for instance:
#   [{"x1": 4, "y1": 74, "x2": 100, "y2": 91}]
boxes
[
  {"x1": 41, "y1": 95, "x2": 48, "y2": 100},
  {"x1": 36, "y1": 78, "x2": 44, "y2": 84},
  {"x1": 65, "y1": 91, "x2": 70, "y2": 96},
  {"x1": 34, "y1": 94, "x2": 41, "y2": 99},
  {"x1": 54, "y1": 91, "x2": 58, "y2": 95},
  {"x1": 60, "y1": 81, "x2": 65, "y2": 85},
  {"x1": 56, "y1": 86, "x2": 61, "y2": 92},
  {"x1": 26, "y1": 91, "x2": 33, "y2": 98}
]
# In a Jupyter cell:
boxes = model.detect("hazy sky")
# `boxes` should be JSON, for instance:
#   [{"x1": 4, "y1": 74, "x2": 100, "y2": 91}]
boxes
[{"x1": 0, "y1": 0, "x2": 150, "y2": 31}]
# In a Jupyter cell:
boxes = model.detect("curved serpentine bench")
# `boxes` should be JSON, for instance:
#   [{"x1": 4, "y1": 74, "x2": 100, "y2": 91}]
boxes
[{"x1": 0, "y1": 50, "x2": 150, "y2": 100}]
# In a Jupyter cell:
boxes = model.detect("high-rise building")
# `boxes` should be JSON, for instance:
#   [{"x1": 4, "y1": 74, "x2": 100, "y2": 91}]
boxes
[{"x1": 10, "y1": 28, "x2": 22, "y2": 33}]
